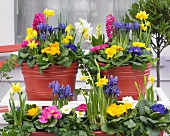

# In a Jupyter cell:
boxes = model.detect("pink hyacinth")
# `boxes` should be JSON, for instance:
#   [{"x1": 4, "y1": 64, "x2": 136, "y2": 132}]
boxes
[
  {"x1": 32, "y1": 13, "x2": 46, "y2": 31},
  {"x1": 20, "y1": 40, "x2": 29, "y2": 48},
  {"x1": 106, "y1": 14, "x2": 115, "y2": 39},
  {"x1": 90, "y1": 44, "x2": 109, "y2": 52},
  {"x1": 76, "y1": 104, "x2": 87, "y2": 112}
]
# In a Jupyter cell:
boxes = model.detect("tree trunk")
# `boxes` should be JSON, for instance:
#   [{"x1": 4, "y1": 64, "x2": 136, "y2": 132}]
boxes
[{"x1": 156, "y1": 50, "x2": 160, "y2": 87}]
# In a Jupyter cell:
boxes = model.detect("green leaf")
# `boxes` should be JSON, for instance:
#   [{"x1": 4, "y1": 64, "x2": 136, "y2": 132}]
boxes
[
  {"x1": 26, "y1": 59, "x2": 36, "y2": 68},
  {"x1": 124, "y1": 119, "x2": 136, "y2": 128},
  {"x1": 20, "y1": 52, "x2": 29, "y2": 59},
  {"x1": 48, "y1": 118, "x2": 58, "y2": 127},
  {"x1": 108, "y1": 117, "x2": 123, "y2": 123},
  {"x1": 140, "y1": 116, "x2": 148, "y2": 124}
]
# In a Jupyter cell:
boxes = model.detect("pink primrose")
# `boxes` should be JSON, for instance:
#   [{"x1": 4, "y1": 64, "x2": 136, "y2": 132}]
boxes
[
  {"x1": 76, "y1": 104, "x2": 87, "y2": 112},
  {"x1": 20, "y1": 40, "x2": 29, "y2": 48},
  {"x1": 53, "y1": 111, "x2": 62, "y2": 119},
  {"x1": 39, "y1": 115, "x2": 48, "y2": 124}
]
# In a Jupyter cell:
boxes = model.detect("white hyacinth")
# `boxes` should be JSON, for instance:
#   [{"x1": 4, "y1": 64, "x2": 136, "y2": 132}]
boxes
[
  {"x1": 122, "y1": 96, "x2": 138, "y2": 109},
  {"x1": 75, "y1": 111, "x2": 86, "y2": 118},
  {"x1": 75, "y1": 18, "x2": 93, "y2": 43},
  {"x1": 60, "y1": 105, "x2": 72, "y2": 114}
]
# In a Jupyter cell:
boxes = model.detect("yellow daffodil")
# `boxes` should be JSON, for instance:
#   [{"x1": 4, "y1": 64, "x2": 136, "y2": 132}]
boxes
[
  {"x1": 62, "y1": 38, "x2": 69, "y2": 44},
  {"x1": 80, "y1": 76, "x2": 89, "y2": 81},
  {"x1": 140, "y1": 23, "x2": 147, "y2": 31},
  {"x1": 135, "y1": 11, "x2": 149, "y2": 20},
  {"x1": 66, "y1": 35, "x2": 73, "y2": 41},
  {"x1": 43, "y1": 8, "x2": 55, "y2": 18},
  {"x1": 105, "y1": 47, "x2": 117, "y2": 59},
  {"x1": 65, "y1": 24, "x2": 74, "y2": 33},
  {"x1": 25, "y1": 28, "x2": 37, "y2": 41},
  {"x1": 11, "y1": 82, "x2": 22, "y2": 93},
  {"x1": 28, "y1": 40, "x2": 38, "y2": 49},
  {"x1": 95, "y1": 76, "x2": 108, "y2": 87},
  {"x1": 148, "y1": 76, "x2": 154, "y2": 83},
  {"x1": 27, "y1": 107, "x2": 39, "y2": 116},
  {"x1": 145, "y1": 21, "x2": 150, "y2": 26}
]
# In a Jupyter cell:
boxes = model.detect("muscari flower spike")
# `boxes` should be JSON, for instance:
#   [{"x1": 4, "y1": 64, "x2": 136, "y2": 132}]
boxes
[
  {"x1": 48, "y1": 81, "x2": 73, "y2": 98},
  {"x1": 103, "y1": 75, "x2": 120, "y2": 97}
]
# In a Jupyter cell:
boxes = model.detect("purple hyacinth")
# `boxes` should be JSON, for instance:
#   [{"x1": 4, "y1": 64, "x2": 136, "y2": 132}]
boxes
[
  {"x1": 65, "y1": 44, "x2": 77, "y2": 52},
  {"x1": 150, "y1": 104, "x2": 169, "y2": 115}
]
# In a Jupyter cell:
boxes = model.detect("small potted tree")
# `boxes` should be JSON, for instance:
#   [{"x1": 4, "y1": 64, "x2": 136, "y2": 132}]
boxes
[{"x1": 123, "y1": 0, "x2": 170, "y2": 87}]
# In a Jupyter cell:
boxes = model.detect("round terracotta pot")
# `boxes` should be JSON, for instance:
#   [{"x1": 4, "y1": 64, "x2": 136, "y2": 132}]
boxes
[
  {"x1": 93, "y1": 131, "x2": 123, "y2": 136},
  {"x1": 99, "y1": 63, "x2": 152, "y2": 100},
  {"x1": 30, "y1": 132, "x2": 54, "y2": 136},
  {"x1": 30, "y1": 131, "x2": 163, "y2": 136},
  {"x1": 21, "y1": 62, "x2": 78, "y2": 100}
]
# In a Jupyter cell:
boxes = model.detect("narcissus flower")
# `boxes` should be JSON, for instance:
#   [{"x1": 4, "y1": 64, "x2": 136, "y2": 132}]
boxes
[
  {"x1": 11, "y1": 82, "x2": 22, "y2": 93},
  {"x1": 43, "y1": 8, "x2": 55, "y2": 18}
]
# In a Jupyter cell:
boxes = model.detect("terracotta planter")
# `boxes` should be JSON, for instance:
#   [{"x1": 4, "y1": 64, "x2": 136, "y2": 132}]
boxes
[
  {"x1": 30, "y1": 132, "x2": 54, "y2": 136},
  {"x1": 93, "y1": 131, "x2": 122, "y2": 136},
  {"x1": 21, "y1": 62, "x2": 78, "y2": 100},
  {"x1": 99, "y1": 63, "x2": 152, "y2": 100},
  {"x1": 30, "y1": 131, "x2": 163, "y2": 136}
]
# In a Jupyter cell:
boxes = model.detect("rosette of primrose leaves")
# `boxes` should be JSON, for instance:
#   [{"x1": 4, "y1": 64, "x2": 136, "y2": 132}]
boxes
[
  {"x1": 87, "y1": 11, "x2": 155, "y2": 73},
  {"x1": 18, "y1": 9, "x2": 92, "y2": 73}
]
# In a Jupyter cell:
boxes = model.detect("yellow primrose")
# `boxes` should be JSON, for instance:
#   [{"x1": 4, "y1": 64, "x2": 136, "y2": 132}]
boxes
[
  {"x1": 148, "y1": 76, "x2": 154, "y2": 83},
  {"x1": 11, "y1": 82, "x2": 22, "y2": 94},
  {"x1": 105, "y1": 47, "x2": 117, "y2": 59},
  {"x1": 95, "y1": 76, "x2": 108, "y2": 87},
  {"x1": 140, "y1": 23, "x2": 147, "y2": 31},
  {"x1": 41, "y1": 42, "x2": 60, "y2": 55},
  {"x1": 132, "y1": 42, "x2": 146, "y2": 48},
  {"x1": 124, "y1": 103, "x2": 132, "y2": 110},
  {"x1": 27, "y1": 107, "x2": 39, "y2": 117},
  {"x1": 43, "y1": 8, "x2": 55, "y2": 18},
  {"x1": 111, "y1": 45, "x2": 123, "y2": 51},
  {"x1": 28, "y1": 40, "x2": 38, "y2": 49}
]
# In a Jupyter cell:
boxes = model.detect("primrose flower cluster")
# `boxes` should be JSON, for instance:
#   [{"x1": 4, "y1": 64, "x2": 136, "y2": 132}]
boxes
[{"x1": 18, "y1": 8, "x2": 91, "y2": 71}]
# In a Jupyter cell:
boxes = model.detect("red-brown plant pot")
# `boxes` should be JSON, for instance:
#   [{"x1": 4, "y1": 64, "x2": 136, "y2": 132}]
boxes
[
  {"x1": 21, "y1": 62, "x2": 78, "y2": 100},
  {"x1": 93, "y1": 131, "x2": 123, "y2": 136},
  {"x1": 99, "y1": 63, "x2": 152, "y2": 100},
  {"x1": 30, "y1": 131, "x2": 164, "y2": 136}
]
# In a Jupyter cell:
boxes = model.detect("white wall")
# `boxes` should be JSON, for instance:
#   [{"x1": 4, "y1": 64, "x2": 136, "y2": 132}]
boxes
[{"x1": 0, "y1": 0, "x2": 14, "y2": 45}]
